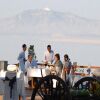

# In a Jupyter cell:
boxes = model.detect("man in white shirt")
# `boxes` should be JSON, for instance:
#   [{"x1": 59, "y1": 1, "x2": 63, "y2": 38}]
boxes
[
  {"x1": 18, "y1": 44, "x2": 27, "y2": 72},
  {"x1": 44, "y1": 45, "x2": 54, "y2": 64},
  {"x1": 25, "y1": 54, "x2": 37, "y2": 71},
  {"x1": 25, "y1": 54, "x2": 38, "y2": 88}
]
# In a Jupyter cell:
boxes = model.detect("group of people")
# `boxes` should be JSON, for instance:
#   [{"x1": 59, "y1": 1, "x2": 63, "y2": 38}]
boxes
[
  {"x1": 18, "y1": 44, "x2": 37, "y2": 72},
  {"x1": 17, "y1": 44, "x2": 72, "y2": 85}
]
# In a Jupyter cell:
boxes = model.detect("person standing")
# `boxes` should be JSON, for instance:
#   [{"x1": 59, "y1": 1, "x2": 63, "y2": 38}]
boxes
[
  {"x1": 18, "y1": 44, "x2": 27, "y2": 72},
  {"x1": 63, "y1": 54, "x2": 72, "y2": 75},
  {"x1": 54, "y1": 53, "x2": 63, "y2": 77},
  {"x1": 44, "y1": 45, "x2": 54, "y2": 64}
]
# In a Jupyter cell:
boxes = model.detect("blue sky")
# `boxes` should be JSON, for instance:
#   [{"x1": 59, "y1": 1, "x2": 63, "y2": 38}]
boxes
[{"x1": 0, "y1": 0, "x2": 100, "y2": 20}]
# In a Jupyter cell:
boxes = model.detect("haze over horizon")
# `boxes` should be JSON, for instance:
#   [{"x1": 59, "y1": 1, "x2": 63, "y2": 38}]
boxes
[
  {"x1": 0, "y1": 9, "x2": 99, "y2": 66},
  {"x1": 0, "y1": 0, "x2": 99, "y2": 66}
]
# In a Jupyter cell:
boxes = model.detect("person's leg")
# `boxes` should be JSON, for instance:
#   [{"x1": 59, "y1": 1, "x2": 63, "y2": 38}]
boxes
[
  {"x1": 21, "y1": 95, "x2": 26, "y2": 100},
  {"x1": 33, "y1": 77, "x2": 39, "y2": 88}
]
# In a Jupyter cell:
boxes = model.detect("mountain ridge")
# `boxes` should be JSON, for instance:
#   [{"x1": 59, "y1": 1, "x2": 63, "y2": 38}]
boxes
[{"x1": 0, "y1": 9, "x2": 100, "y2": 39}]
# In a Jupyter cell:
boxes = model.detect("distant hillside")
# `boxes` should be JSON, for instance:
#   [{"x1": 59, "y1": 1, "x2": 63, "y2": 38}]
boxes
[{"x1": 0, "y1": 9, "x2": 100, "y2": 40}]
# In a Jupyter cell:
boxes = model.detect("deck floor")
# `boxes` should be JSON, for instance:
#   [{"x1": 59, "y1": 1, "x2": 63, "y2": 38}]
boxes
[
  {"x1": 22, "y1": 89, "x2": 42, "y2": 100},
  {"x1": 0, "y1": 89, "x2": 42, "y2": 100}
]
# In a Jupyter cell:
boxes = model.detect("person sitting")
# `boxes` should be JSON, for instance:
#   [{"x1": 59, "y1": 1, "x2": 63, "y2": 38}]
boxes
[
  {"x1": 25, "y1": 54, "x2": 38, "y2": 88},
  {"x1": 54, "y1": 53, "x2": 63, "y2": 77},
  {"x1": 25, "y1": 54, "x2": 37, "y2": 71}
]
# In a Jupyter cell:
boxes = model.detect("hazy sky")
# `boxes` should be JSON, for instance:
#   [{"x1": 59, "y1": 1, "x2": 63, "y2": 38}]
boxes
[
  {"x1": 0, "y1": 0, "x2": 100, "y2": 66},
  {"x1": 0, "y1": 0, "x2": 100, "y2": 20}
]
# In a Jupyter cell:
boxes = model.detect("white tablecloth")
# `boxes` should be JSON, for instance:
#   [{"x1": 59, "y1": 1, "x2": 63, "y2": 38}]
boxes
[{"x1": 27, "y1": 67, "x2": 47, "y2": 77}]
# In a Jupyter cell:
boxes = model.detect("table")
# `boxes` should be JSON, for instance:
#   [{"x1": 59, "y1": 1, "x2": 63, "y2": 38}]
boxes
[
  {"x1": 26, "y1": 67, "x2": 47, "y2": 88},
  {"x1": 26, "y1": 66, "x2": 57, "y2": 88}
]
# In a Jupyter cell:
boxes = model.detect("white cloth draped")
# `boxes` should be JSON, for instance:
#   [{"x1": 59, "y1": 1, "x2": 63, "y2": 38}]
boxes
[{"x1": 0, "y1": 71, "x2": 25, "y2": 100}]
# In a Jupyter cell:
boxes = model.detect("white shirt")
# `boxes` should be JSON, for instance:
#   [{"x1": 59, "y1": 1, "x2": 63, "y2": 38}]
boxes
[
  {"x1": 25, "y1": 60, "x2": 37, "y2": 71},
  {"x1": 44, "y1": 50, "x2": 54, "y2": 63}
]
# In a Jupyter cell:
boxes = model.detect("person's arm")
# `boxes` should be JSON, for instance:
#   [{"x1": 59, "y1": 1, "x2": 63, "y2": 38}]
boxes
[
  {"x1": 31, "y1": 60, "x2": 38, "y2": 68},
  {"x1": 25, "y1": 61, "x2": 27, "y2": 71},
  {"x1": 57, "y1": 61, "x2": 63, "y2": 69},
  {"x1": 69, "y1": 61, "x2": 72, "y2": 68},
  {"x1": 44, "y1": 52, "x2": 48, "y2": 64},
  {"x1": 52, "y1": 51, "x2": 55, "y2": 63},
  {"x1": 18, "y1": 53, "x2": 24, "y2": 62},
  {"x1": 24, "y1": 61, "x2": 28, "y2": 75},
  {"x1": 44, "y1": 52, "x2": 47, "y2": 61},
  {"x1": 67, "y1": 61, "x2": 72, "y2": 74},
  {"x1": 18, "y1": 52, "x2": 26, "y2": 65}
]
